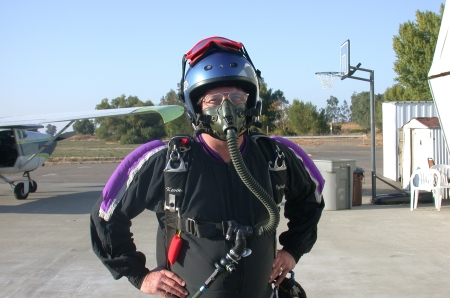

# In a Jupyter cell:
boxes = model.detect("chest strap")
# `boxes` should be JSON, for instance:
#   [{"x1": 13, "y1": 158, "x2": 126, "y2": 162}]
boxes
[
  {"x1": 166, "y1": 211, "x2": 266, "y2": 239},
  {"x1": 165, "y1": 211, "x2": 224, "y2": 238},
  {"x1": 179, "y1": 216, "x2": 225, "y2": 238}
]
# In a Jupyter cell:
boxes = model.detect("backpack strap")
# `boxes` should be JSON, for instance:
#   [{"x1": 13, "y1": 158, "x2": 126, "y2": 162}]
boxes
[
  {"x1": 251, "y1": 132, "x2": 287, "y2": 171},
  {"x1": 163, "y1": 134, "x2": 192, "y2": 269},
  {"x1": 251, "y1": 133, "x2": 287, "y2": 205}
]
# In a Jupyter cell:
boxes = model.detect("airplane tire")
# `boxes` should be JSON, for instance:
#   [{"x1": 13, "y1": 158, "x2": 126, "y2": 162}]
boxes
[
  {"x1": 14, "y1": 183, "x2": 29, "y2": 200},
  {"x1": 30, "y1": 180, "x2": 38, "y2": 193}
]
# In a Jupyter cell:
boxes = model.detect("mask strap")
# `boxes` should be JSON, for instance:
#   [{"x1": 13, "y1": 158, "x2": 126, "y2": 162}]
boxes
[{"x1": 179, "y1": 54, "x2": 187, "y2": 102}]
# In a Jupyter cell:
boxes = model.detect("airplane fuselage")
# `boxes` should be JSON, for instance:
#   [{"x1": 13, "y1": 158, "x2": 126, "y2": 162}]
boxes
[
  {"x1": 0, "y1": 129, "x2": 57, "y2": 174},
  {"x1": 0, "y1": 104, "x2": 184, "y2": 199}
]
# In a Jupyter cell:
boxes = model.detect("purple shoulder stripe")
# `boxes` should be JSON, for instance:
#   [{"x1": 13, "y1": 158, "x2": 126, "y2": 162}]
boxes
[
  {"x1": 271, "y1": 136, "x2": 325, "y2": 199},
  {"x1": 99, "y1": 140, "x2": 165, "y2": 220}
]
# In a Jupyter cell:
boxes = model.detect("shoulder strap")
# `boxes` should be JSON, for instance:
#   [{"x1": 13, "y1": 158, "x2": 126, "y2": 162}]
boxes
[
  {"x1": 251, "y1": 132, "x2": 286, "y2": 169},
  {"x1": 165, "y1": 134, "x2": 192, "y2": 166},
  {"x1": 164, "y1": 134, "x2": 193, "y2": 269}
]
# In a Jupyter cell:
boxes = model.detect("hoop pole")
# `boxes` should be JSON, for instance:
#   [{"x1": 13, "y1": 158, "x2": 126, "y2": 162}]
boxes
[
  {"x1": 369, "y1": 70, "x2": 376, "y2": 200},
  {"x1": 345, "y1": 65, "x2": 376, "y2": 200}
]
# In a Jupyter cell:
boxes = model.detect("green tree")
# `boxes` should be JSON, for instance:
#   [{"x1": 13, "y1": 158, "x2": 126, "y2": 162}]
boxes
[
  {"x1": 270, "y1": 100, "x2": 295, "y2": 136},
  {"x1": 159, "y1": 89, "x2": 192, "y2": 137},
  {"x1": 339, "y1": 100, "x2": 351, "y2": 122},
  {"x1": 95, "y1": 94, "x2": 166, "y2": 144},
  {"x1": 288, "y1": 99, "x2": 328, "y2": 135},
  {"x1": 383, "y1": 84, "x2": 412, "y2": 102},
  {"x1": 392, "y1": 5, "x2": 444, "y2": 101},
  {"x1": 73, "y1": 119, "x2": 95, "y2": 135},
  {"x1": 45, "y1": 124, "x2": 57, "y2": 136},
  {"x1": 259, "y1": 78, "x2": 288, "y2": 133},
  {"x1": 350, "y1": 91, "x2": 383, "y2": 130},
  {"x1": 325, "y1": 96, "x2": 340, "y2": 122}
]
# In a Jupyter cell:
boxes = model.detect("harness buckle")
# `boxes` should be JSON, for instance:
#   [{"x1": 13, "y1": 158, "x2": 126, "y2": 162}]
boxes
[
  {"x1": 165, "y1": 145, "x2": 187, "y2": 172},
  {"x1": 186, "y1": 218, "x2": 197, "y2": 235},
  {"x1": 165, "y1": 194, "x2": 178, "y2": 213}
]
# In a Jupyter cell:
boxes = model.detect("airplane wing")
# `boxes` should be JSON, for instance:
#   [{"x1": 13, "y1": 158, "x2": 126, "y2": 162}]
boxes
[
  {"x1": 0, "y1": 105, "x2": 185, "y2": 128},
  {"x1": 0, "y1": 124, "x2": 45, "y2": 130}
]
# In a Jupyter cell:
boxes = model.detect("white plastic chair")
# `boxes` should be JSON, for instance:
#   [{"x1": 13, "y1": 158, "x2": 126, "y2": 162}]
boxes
[
  {"x1": 410, "y1": 168, "x2": 442, "y2": 211},
  {"x1": 430, "y1": 164, "x2": 450, "y2": 201}
]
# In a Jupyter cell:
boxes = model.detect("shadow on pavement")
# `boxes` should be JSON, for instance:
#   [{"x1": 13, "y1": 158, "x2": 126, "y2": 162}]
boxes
[{"x1": 0, "y1": 190, "x2": 100, "y2": 215}]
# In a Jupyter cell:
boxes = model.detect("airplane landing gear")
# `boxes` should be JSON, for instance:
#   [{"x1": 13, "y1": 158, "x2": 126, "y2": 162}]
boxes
[
  {"x1": 0, "y1": 172, "x2": 37, "y2": 200},
  {"x1": 29, "y1": 180, "x2": 37, "y2": 193},
  {"x1": 14, "y1": 183, "x2": 28, "y2": 200}
]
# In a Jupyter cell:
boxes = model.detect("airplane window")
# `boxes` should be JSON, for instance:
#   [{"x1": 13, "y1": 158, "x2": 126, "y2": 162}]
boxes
[{"x1": 15, "y1": 130, "x2": 28, "y2": 139}]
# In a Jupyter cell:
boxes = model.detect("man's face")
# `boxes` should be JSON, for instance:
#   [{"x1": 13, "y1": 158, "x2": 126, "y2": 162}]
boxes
[
  {"x1": 199, "y1": 86, "x2": 245, "y2": 111},
  {"x1": 197, "y1": 86, "x2": 249, "y2": 139}
]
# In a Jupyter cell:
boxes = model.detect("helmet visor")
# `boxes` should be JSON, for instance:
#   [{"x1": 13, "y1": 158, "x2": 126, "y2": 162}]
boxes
[{"x1": 185, "y1": 36, "x2": 243, "y2": 65}]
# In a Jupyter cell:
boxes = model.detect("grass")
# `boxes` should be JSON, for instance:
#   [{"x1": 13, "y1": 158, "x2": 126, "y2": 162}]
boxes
[
  {"x1": 47, "y1": 137, "x2": 141, "y2": 164},
  {"x1": 47, "y1": 122, "x2": 380, "y2": 164}
]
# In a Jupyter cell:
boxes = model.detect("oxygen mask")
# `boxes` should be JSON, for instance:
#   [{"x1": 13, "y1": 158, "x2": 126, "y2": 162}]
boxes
[{"x1": 201, "y1": 91, "x2": 248, "y2": 140}]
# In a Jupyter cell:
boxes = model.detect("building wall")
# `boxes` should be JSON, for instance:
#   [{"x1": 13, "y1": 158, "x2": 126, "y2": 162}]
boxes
[
  {"x1": 382, "y1": 102, "x2": 436, "y2": 181},
  {"x1": 400, "y1": 127, "x2": 450, "y2": 189},
  {"x1": 431, "y1": 128, "x2": 450, "y2": 166}
]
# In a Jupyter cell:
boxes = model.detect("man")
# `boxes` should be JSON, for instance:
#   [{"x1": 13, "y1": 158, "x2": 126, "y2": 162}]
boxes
[{"x1": 90, "y1": 36, "x2": 325, "y2": 298}]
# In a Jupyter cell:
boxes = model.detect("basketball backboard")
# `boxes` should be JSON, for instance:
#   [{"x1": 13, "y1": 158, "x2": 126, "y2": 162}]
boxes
[{"x1": 340, "y1": 39, "x2": 350, "y2": 78}]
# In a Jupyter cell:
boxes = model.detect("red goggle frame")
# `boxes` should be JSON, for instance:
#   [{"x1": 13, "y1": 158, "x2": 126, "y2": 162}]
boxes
[{"x1": 184, "y1": 36, "x2": 244, "y2": 65}]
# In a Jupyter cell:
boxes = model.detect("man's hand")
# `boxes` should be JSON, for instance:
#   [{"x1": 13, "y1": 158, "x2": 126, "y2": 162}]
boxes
[
  {"x1": 140, "y1": 268, "x2": 189, "y2": 298},
  {"x1": 268, "y1": 249, "x2": 296, "y2": 287}
]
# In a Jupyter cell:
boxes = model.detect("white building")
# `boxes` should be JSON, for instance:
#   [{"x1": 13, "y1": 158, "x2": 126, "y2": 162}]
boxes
[
  {"x1": 399, "y1": 117, "x2": 449, "y2": 189},
  {"x1": 382, "y1": 101, "x2": 436, "y2": 182},
  {"x1": 428, "y1": 0, "x2": 450, "y2": 151}
]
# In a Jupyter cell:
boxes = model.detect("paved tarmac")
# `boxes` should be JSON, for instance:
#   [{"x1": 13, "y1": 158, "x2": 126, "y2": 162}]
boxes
[{"x1": 1, "y1": 139, "x2": 449, "y2": 297}]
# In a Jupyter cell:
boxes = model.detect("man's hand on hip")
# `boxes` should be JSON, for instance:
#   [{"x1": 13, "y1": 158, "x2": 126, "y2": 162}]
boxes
[
  {"x1": 140, "y1": 267, "x2": 188, "y2": 298},
  {"x1": 269, "y1": 249, "x2": 296, "y2": 287}
]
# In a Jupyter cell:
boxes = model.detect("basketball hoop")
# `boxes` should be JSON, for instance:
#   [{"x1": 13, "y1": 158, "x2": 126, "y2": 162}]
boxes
[{"x1": 315, "y1": 72, "x2": 342, "y2": 89}]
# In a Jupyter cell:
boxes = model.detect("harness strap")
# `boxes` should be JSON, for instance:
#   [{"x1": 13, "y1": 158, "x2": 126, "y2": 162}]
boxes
[
  {"x1": 252, "y1": 133, "x2": 286, "y2": 169},
  {"x1": 178, "y1": 217, "x2": 225, "y2": 238},
  {"x1": 166, "y1": 214, "x2": 269, "y2": 239},
  {"x1": 165, "y1": 212, "x2": 225, "y2": 238},
  {"x1": 165, "y1": 210, "x2": 178, "y2": 269}
]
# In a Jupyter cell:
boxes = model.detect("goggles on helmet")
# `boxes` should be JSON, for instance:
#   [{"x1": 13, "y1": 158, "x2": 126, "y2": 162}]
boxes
[
  {"x1": 185, "y1": 36, "x2": 244, "y2": 66},
  {"x1": 200, "y1": 91, "x2": 249, "y2": 108}
]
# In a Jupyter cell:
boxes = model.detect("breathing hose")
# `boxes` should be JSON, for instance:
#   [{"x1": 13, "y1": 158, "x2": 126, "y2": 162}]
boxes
[{"x1": 226, "y1": 128, "x2": 280, "y2": 236}]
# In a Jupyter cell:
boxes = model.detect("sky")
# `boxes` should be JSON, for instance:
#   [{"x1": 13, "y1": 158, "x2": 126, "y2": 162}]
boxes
[{"x1": 0, "y1": 0, "x2": 445, "y2": 132}]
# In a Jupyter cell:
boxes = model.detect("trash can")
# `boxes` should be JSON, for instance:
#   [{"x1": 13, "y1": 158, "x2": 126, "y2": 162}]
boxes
[
  {"x1": 314, "y1": 159, "x2": 356, "y2": 210},
  {"x1": 352, "y1": 166, "x2": 365, "y2": 206}
]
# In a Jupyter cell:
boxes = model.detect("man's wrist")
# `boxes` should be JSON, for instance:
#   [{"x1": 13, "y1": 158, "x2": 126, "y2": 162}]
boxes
[
  {"x1": 128, "y1": 268, "x2": 151, "y2": 290},
  {"x1": 281, "y1": 247, "x2": 300, "y2": 263}
]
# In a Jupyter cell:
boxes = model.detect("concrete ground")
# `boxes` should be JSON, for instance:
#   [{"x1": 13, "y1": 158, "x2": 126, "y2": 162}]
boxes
[{"x1": 0, "y1": 138, "x2": 449, "y2": 297}]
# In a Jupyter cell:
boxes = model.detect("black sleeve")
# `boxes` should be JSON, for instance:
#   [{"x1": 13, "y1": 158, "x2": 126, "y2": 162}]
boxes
[
  {"x1": 278, "y1": 144, "x2": 325, "y2": 263},
  {"x1": 90, "y1": 153, "x2": 166, "y2": 289}
]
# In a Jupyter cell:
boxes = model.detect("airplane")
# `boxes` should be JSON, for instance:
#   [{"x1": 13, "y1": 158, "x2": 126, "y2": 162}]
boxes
[{"x1": 0, "y1": 105, "x2": 184, "y2": 200}]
